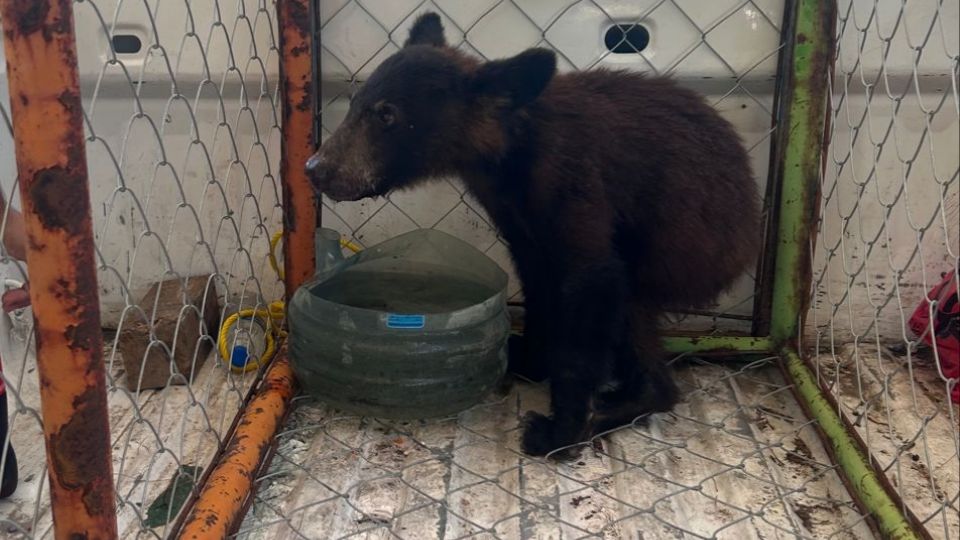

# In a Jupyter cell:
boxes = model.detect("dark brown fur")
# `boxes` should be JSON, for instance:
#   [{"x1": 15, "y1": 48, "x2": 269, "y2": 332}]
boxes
[{"x1": 307, "y1": 13, "x2": 761, "y2": 459}]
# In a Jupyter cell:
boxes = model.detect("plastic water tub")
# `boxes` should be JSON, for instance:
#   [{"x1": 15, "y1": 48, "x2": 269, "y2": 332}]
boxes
[{"x1": 287, "y1": 228, "x2": 510, "y2": 419}]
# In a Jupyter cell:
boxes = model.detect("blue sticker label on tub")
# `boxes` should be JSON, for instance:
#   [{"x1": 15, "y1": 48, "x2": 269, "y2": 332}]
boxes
[{"x1": 386, "y1": 314, "x2": 425, "y2": 329}]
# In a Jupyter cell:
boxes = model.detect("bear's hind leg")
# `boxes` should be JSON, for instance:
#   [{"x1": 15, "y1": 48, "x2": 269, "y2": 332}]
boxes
[{"x1": 592, "y1": 308, "x2": 679, "y2": 434}]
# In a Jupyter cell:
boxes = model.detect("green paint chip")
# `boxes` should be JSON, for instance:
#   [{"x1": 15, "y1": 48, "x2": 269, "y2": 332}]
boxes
[{"x1": 144, "y1": 464, "x2": 203, "y2": 528}]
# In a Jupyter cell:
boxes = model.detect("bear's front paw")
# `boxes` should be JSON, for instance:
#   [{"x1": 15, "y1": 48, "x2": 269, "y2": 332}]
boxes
[{"x1": 521, "y1": 412, "x2": 581, "y2": 460}]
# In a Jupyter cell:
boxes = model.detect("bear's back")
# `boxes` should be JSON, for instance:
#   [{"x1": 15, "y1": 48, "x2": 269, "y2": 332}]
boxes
[{"x1": 524, "y1": 69, "x2": 761, "y2": 308}]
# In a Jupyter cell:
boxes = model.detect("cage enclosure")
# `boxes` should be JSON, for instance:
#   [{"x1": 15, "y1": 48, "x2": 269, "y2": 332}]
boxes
[{"x1": 0, "y1": 1, "x2": 955, "y2": 539}]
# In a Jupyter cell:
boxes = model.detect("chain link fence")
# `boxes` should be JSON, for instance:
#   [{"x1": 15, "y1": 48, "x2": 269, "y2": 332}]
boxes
[
  {"x1": 0, "y1": 1, "x2": 283, "y2": 537},
  {"x1": 238, "y1": 356, "x2": 879, "y2": 539},
  {"x1": 235, "y1": 1, "x2": 882, "y2": 539},
  {"x1": 0, "y1": 78, "x2": 41, "y2": 538},
  {"x1": 806, "y1": 0, "x2": 959, "y2": 538},
  {"x1": 0, "y1": 0, "x2": 955, "y2": 538},
  {"x1": 314, "y1": 0, "x2": 786, "y2": 335}
]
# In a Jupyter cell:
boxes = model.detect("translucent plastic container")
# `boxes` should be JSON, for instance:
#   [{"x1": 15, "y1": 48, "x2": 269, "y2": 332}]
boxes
[{"x1": 287, "y1": 228, "x2": 510, "y2": 419}]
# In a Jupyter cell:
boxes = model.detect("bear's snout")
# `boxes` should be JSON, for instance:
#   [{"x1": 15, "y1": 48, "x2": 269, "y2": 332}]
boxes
[
  {"x1": 305, "y1": 152, "x2": 323, "y2": 175},
  {"x1": 305, "y1": 154, "x2": 377, "y2": 202},
  {"x1": 305, "y1": 152, "x2": 331, "y2": 193}
]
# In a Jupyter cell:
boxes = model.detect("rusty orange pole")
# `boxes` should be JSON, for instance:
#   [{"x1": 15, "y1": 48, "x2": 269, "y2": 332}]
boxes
[
  {"x1": 176, "y1": 348, "x2": 297, "y2": 538},
  {"x1": 278, "y1": 1, "x2": 318, "y2": 285},
  {"x1": 177, "y1": 0, "x2": 314, "y2": 537},
  {"x1": 0, "y1": 1, "x2": 118, "y2": 539}
]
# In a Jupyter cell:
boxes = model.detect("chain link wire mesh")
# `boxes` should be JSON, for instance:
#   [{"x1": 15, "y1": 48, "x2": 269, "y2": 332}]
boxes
[
  {"x1": 0, "y1": 1, "x2": 283, "y2": 537},
  {"x1": 0, "y1": 73, "x2": 42, "y2": 538},
  {"x1": 238, "y1": 356, "x2": 879, "y2": 539},
  {"x1": 0, "y1": 0, "x2": 954, "y2": 538},
  {"x1": 314, "y1": 0, "x2": 785, "y2": 336},
  {"x1": 235, "y1": 1, "x2": 885, "y2": 538},
  {"x1": 807, "y1": 0, "x2": 960, "y2": 538}
]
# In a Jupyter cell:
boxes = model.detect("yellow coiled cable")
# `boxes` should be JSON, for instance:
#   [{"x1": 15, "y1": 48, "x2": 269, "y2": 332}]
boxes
[{"x1": 221, "y1": 230, "x2": 361, "y2": 373}]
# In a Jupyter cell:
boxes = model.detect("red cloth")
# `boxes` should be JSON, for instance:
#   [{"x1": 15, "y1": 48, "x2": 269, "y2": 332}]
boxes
[
  {"x1": 0, "y1": 285, "x2": 30, "y2": 397},
  {"x1": 908, "y1": 270, "x2": 959, "y2": 404}
]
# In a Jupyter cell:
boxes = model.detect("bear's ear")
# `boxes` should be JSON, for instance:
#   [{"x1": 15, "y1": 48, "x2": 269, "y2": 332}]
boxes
[
  {"x1": 404, "y1": 12, "x2": 446, "y2": 48},
  {"x1": 471, "y1": 48, "x2": 556, "y2": 108}
]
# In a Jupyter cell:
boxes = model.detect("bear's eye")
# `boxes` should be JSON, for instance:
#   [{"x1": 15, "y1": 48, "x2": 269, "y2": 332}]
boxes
[{"x1": 373, "y1": 102, "x2": 398, "y2": 127}]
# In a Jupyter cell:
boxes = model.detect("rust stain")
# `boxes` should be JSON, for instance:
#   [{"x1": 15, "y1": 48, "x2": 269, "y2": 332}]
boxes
[
  {"x1": 284, "y1": 0, "x2": 311, "y2": 38},
  {"x1": 290, "y1": 43, "x2": 309, "y2": 57},
  {"x1": 282, "y1": 186, "x2": 297, "y2": 232},
  {"x1": 7, "y1": 2, "x2": 49, "y2": 35},
  {"x1": 3, "y1": 0, "x2": 72, "y2": 41},
  {"x1": 48, "y1": 387, "x2": 112, "y2": 517},
  {"x1": 64, "y1": 322, "x2": 97, "y2": 353},
  {"x1": 65, "y1": 263, "x2": 102, "y2": 354},
  {"x1": 57, "y1": 89, "x2": 86, "y2": 162},
  {"x1": 791, "y1": 1, "x2": 837, "y2": 327},
  {"x1": 29, "y1": 166, "x2": 89, "y2": 234},
  {"x1": 296, "y1": 91, "x2": 311, "y2": 112}
]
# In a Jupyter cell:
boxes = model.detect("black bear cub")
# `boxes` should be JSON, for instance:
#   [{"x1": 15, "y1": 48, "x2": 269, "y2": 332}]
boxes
[{"x1": 307, "y1": 13, "x2": 761, "y2": 458}]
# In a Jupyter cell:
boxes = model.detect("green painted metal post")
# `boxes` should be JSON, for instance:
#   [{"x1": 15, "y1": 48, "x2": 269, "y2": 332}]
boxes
[
  {"x1": 784, "y1": 351, "x2": 920, "y2": 540},
  {"x1": 769, "y1": 3, "x2": 925, "y2": 537},
  {"x1": 767, "y1": 0, "x2": 835, "y2": 346},
  {"x1": 661, "y1": 336, "x2": 773, "y2": 355}
]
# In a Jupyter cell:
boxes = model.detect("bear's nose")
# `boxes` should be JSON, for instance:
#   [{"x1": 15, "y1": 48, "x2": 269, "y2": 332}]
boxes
[
  {"x1": 305, "y1": 153, "x2": 323, "y2": 174},
  {"x1": 305, "y1": 154, "x2": 332, "y2": 191}
]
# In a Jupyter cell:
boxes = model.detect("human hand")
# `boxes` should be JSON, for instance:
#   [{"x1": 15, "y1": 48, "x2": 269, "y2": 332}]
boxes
[{"x1": 2, "y1": 285, "x2": 30, "y2": 313}]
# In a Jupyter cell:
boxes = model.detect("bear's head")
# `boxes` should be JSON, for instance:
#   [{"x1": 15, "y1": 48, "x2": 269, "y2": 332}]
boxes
[{"x1": 306, "y1": 12, "x2": 557, "y2": 202}]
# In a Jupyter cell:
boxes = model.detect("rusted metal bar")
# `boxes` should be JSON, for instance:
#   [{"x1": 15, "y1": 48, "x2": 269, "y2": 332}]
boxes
[
  {"x1": 279, "y1": 0, "x2": 318, "y2": 287},
  {"x1": 0, "y1": 1, "x2": 118, "y2": 539},
  {"x1": 175, "y1": 0, "x2": 315, "y2": 536},
  {"x1": 176, "y1": 348, "x2": 296, "y2": 539}
]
